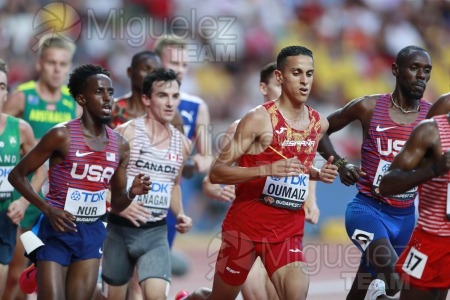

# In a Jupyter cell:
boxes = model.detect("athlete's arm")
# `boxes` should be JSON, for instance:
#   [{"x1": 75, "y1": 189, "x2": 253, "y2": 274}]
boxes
[
  {"x1": 209, "y1": 107, "x2": 303, "y2": 185},
  {"x1": 309, "y1": 116, "x2": 338, "y2": 183},
  {"x1": 202, "y1": 120, "x2": 239, "y2": 201},
  {"x1": 191, "y1": 100, "x2": 213, "y2": 173},
  {"x1": 8, "y1": 125, "x2": 78, "y2": 231},
  {"x1": 318, "y1": 96, "x2": 373, "y2": 159},
  {"x1": 2, "y1": 90, "x2": 25, "y2": 117},
  {"x1": 379, "y1": 120, "x2": 450, "y2": 195},
  {"x1": 171, "y1": 134, "x2": 192, "y2": 233},
  {"x1": 427, "y1": 93, "x2": 450, "y2": 118},
  {"x1": 318, "y1": 97, "x2": 373, "y2": 185},
  {"x1": 304, "y1": 180, "x2": 319, "y2": 224},
  {"x1": 109, "y1": 133, "x2": 151, "y2": 214},
  {"x1": 7, "y1": 119, "x2": 46, "y2": 224}
]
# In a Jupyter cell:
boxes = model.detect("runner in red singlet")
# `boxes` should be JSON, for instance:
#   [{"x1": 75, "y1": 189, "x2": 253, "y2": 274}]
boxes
[{"x1": 176, "y1": 46, "x2": 338, "y2": 300}]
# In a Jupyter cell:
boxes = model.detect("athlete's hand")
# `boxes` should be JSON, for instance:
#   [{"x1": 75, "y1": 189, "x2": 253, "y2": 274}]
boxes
[
  {"x1": 44, "y1": 205, "x2": 77, "y2": 233},
  {"x1": 118, "y1": 201, "x2": 152, "y2": 227},
  {"x1": 267, "y1": 158, "x2": 304, "y2": 177},
  {"x1": 304, "y1": 198, "x2": 320, "y2": 224},
  {"x1": 175, "y1": 214, "x2": 192, "y2": 234},
  {"x1": 338, "y1": 163, "x2": 366, "y2": 186},
  {"x1": 217, "y1": 185, "x2": 236, "y2": 202},
  {"x1": 7, "y1": 197, "x2": 29, "y2": 225},
  {"x1": 319, "y1": 156, "x2": 339, "y2": 183},
  {"x1": 129, "y1": 173, "x2": 151, "y2": 197}
]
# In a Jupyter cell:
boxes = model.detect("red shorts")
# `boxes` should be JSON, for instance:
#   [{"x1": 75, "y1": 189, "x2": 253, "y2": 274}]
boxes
[
  {"x1": 215, "y1": 231, "x2": 306, "y2": 286},
  {"x1": 396, "y1": 227, "x2": 450, "y2": 289}
]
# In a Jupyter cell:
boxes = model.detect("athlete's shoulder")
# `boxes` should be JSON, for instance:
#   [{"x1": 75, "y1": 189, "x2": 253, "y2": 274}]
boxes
[
  {"x1": 355, "y1": 94, "x2": 384, "y2": 104},
  {"x1": 5, "y1": 114, "x2": 22, "y2": 124},
  {"x1": 427, "y1": 93, "x2": 450, "y2": 118},
  {"x1": 180, "y1": 91, "x2": 206, "y2": 105},
  {"x1": 240, "y1": 104, "x2": 270, "y2": 126},
  {"x1": 346, "y1": 94, "x2": 382, "y2": 113},
  {"x1": 16, "y1": 80, "x2": 36, "y2": 92}
]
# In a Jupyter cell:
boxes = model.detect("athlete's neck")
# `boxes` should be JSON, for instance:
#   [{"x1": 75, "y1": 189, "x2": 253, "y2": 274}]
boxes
[
  {"x1": 35, "y1": 80, "x2": 62, "y2": 103},
  {"x1": 144, "y1": 116, "x2": 171, "y2": 149},
  {"x1": 0, "y1": 113, "x2": 6, "y2": 135},
  {"x1": 127, "y1": 92, "x2": 146, "y2": 117}
]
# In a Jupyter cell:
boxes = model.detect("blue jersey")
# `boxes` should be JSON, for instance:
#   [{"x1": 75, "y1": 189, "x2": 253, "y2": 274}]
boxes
[{"x1": 177, "y1": 92, "x2": 205, "y2": 140}]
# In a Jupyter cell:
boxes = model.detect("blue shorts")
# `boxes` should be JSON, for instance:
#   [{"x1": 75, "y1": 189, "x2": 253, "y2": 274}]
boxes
[
  {"x1": 33, "y1": 214, "x2": 106, "y2": 266},
  {"x1": 0, "y1": 209, "x2": 18, "y2": 264},
  {"x1": 345, "y1": 193, "x2": 415, "y2": 275}
]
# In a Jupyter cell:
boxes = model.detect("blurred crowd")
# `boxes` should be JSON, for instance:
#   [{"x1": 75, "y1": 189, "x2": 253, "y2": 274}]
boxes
[{"x1": 1, "y1": 0, "x2": 450, "y2": 230}]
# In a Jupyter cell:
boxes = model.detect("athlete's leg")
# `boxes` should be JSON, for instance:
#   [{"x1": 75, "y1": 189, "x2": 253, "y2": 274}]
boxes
[
  {"x1": 264, "y1": 271, "x2": 278, "y2": 300},
  {"x1": 2, "y1": 228, "x2": 27, "y2": 300},
  {"x1": 270, "y1": 261, "x2": 309, "y2": 300},
  {"x1": 106, "y1": 284, "x2": 129, "y2": 300},
  {"x1": 0, "y1": 264, "x2": 8, "y2": 298},
  {"x1": 36, "y1": 260, "x2": 67, "y2": 300},
  {"x1": 400, "y1": 287, "x2": 448, "y2": 300},
  {"x1": 66, "y1": 258, "x2": 101, "y2": 300},
  {"x1": 126, "y1": 270, "x2": 143, "y2": 300},
  {"x1": 140, "y1": 278, "x2": 169, "y2": 300},
  {"x1": 365, "y1": 238, "x2": 400, "y2": 296},
  {"x1": 183, "y1": 231, "x2": 255, "y2": 300},
  {"x1": 185, "y1": 273, "x2": 242, "y2": 300},
  {"x1": 0, "y1": 210, "x2": 17, "y2": 299},
  {"x1": 241, "y1": 257, "x2": 278, "y2": 300},
  {"x1": 345, "y1": 195, "x2": 412, "y2": 299}
]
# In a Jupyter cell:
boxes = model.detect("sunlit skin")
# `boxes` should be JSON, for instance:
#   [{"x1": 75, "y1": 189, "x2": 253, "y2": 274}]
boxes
[
  {"x1": 159, "y1": 46, "x2": 189, "y2": 82},
  {"x1": 275, "y1": 55, "x2": 314, "y2": 109},
  {"x1": 394, "y1": 51, "x2": 431, "y2": 102},
  {"x1": 36, "y1": 47, "x2": 73, "y2": 92}
]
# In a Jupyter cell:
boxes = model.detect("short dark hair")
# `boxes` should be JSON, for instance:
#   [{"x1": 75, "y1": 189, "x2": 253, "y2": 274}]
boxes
[
  {"x1": 395, "y1": 45, "x2": 428, "y2": 66},
  {"x1": 68, "y1": 64, "x2": 110, "y2": 99},
  {"x1": 142, "y1": 68, "x2": 180, "y2": 96},
  {"x1": 260, "y1": 62, "x2": 276, "y2": 84},
  {"x1": 277, "y1": 46, "x2": 313, "y2": 71},
  {"x1": 0, "y1": 59, "x2": 8, "y2": 74},
  {"x1": 130, "y1": 51, "x2": 161, "y2": 68}
]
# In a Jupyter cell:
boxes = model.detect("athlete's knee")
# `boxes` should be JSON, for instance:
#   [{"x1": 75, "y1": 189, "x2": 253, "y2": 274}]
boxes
[{"x1": 366, "y1": 240, "x2": 397, "y2": 270}]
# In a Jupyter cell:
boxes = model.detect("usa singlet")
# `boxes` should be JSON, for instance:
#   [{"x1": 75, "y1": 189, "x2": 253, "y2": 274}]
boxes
[
  {"x1": 222, "y1": 101, "x2": 321, "y2": 242},
  {"x1": 357, "y1": 94, "x2": 431, "y2": 208},
  {"x1": 46, "y1": 119, "x2": 119, "y2": 223},
  {"x1": 417, "y1": 115, "x2": 450, "y2": 235},
  {"x1": 18, "y1": 81, "x2": 76, "y2": 139}
]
